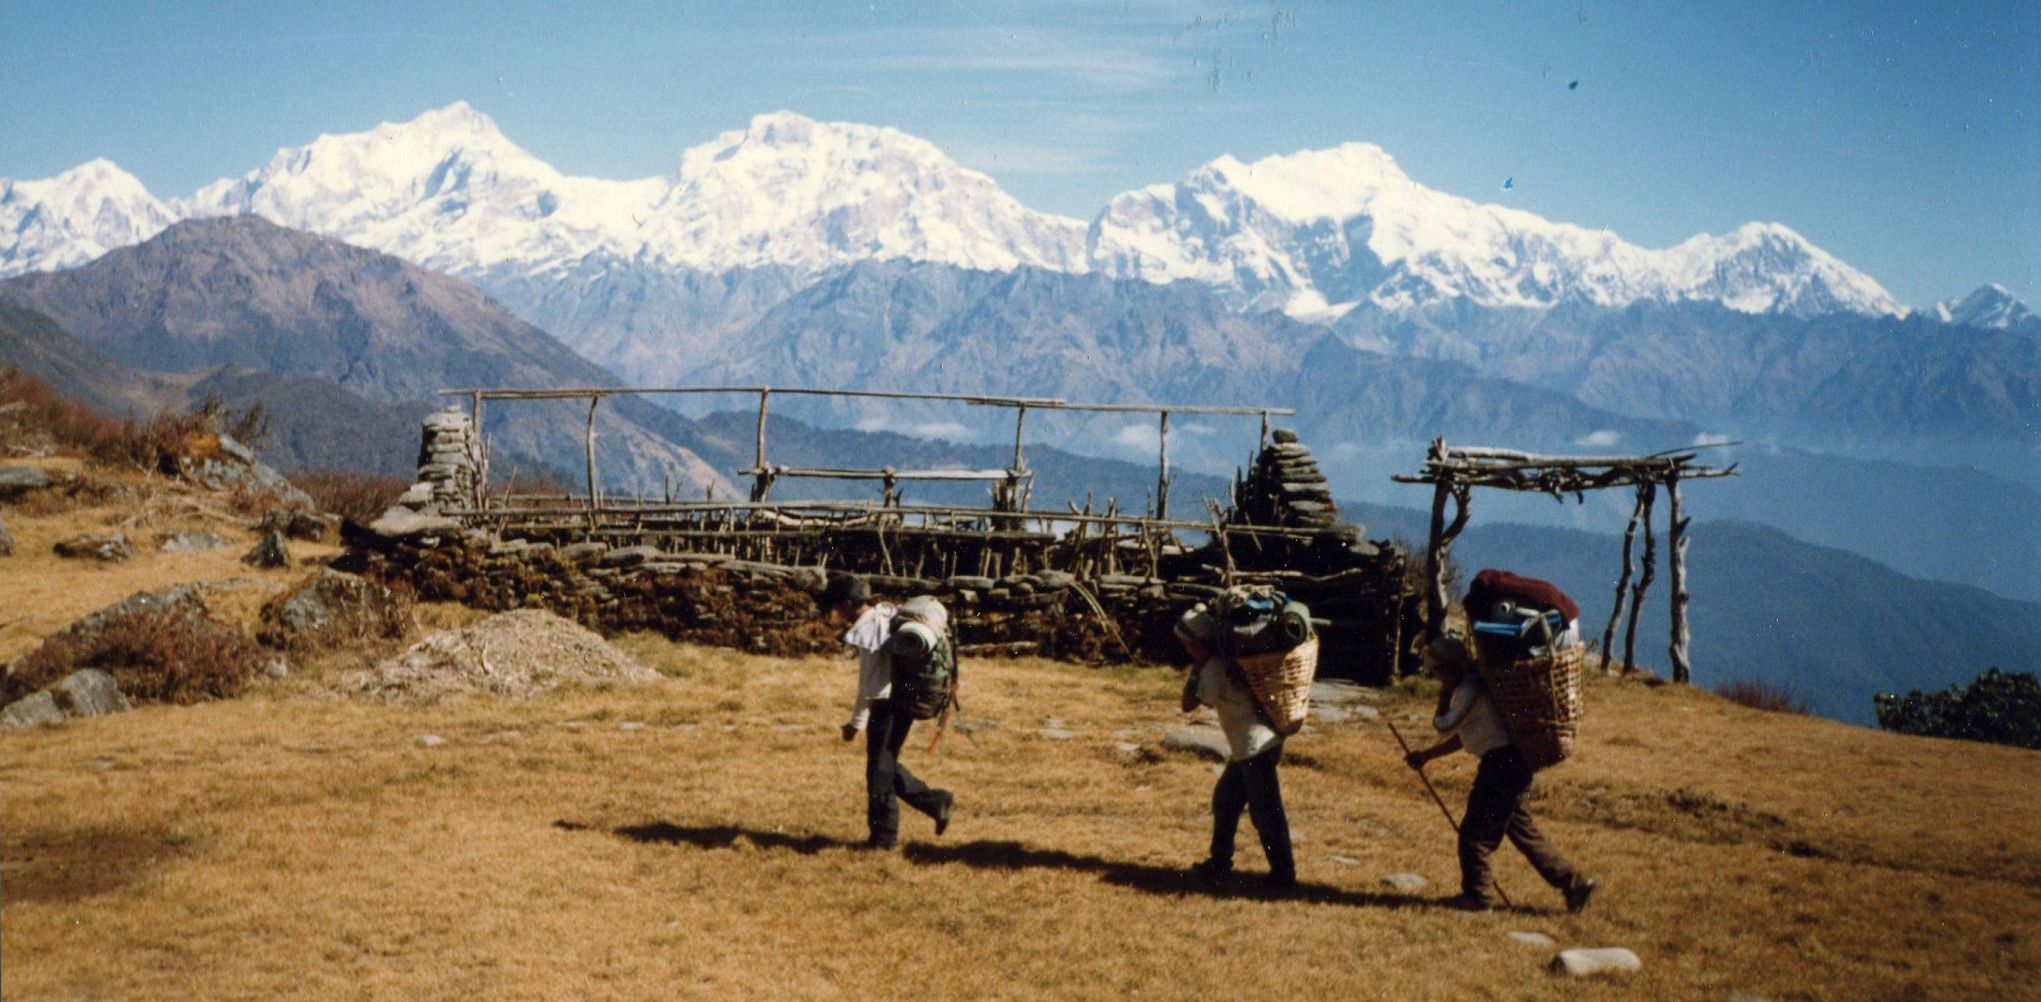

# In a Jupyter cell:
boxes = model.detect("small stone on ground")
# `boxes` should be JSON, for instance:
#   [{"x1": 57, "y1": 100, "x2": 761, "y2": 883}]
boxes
[
  {"x1": 1551, "y1": 948, "x2": 1641, "y2": 977},
  {"x1": 1163, "y1": 727, "x2": 1230, "y2": 761},
  {"x1": 1380, "y1": 873, "x2": 1429, "y2": 892},
  {"x1": 1509, "y1": 931, "x2": 1557, "y2": 947}
]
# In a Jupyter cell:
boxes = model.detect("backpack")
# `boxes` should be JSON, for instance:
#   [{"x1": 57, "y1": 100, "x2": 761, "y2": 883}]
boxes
[
  {"x1": 888, "y1": 595, "x2": 956, "y2": 721},
  {"x1": 1210, "y1": 584, "x2": 1314, "y2": 658}
]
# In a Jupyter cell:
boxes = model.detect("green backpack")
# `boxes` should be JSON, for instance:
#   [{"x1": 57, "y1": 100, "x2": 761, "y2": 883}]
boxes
[{"x1": 888, "y1": 596, "x2": 957, "y2": 721}]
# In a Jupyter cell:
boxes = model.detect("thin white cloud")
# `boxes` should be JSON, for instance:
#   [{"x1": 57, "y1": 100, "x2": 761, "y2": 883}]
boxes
[
  {"x1": 846, "y1": 26, "x2": 1177, "y2": 91},
  {"x1": 1575, "y1": 429, "x2": 1622, "y2": 447},
  {"x1": 1113, "y1": 423, "x2": 1162, "y2": 450}
]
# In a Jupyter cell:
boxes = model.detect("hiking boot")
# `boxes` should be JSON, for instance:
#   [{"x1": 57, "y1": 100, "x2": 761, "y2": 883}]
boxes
[
  {"x1": 934, "y1": 791, "x2": 954, "y2": 837},
  {"x1": 1564, "y1": 878, "x2": 1598, "y2": 914},
  {"x1": 857, "y1": 837, "x2": 898, "y2": 852},
  {"x1": 1439, "y1": 893, "x2": 1494, "y2": 912},
  {"x1": 1190, "y1": 858, "x2": 1233, "y2": 885},
  {"x1": 1259, "y1": 872, "x2": 1299, "y2": 896}
]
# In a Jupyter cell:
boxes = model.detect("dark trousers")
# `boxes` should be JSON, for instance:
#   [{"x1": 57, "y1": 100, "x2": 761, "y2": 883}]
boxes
[
  {"x1": 1209, "y1": 742, "x2": 1294, "y2": 881},
  {"x1": 864, "y1": 699, "x2": 947, "y2": 847},
  {"x1": 1460, "y1": 745, "x2": 1585, "y2": 901}
]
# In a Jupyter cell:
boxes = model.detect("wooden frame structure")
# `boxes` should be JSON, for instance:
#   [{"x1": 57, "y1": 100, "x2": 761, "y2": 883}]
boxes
[
  {"x1": 1394, "y1": 439, "x2": 1736, "y2": 683},
  {"x1": 432, "y1": 385, "x2": 1311, "y2": 582},
  {"x1": 445, "y1": 385, "x2": 1288, "y2": 521}
]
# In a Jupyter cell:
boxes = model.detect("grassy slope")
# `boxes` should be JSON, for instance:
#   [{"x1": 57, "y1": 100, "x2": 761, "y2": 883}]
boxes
[
  {"x1": 3, "y1": 458, "x2": 2035, "y2": 1000},
  {"x1": 2, "y1": 618, "x2": 2035, "y2": 997}
]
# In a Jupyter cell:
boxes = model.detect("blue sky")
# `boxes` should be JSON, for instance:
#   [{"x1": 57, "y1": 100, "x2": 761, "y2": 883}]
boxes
[{"x1": 4, "y1": 1, "x2": 2036, "y2": 306}]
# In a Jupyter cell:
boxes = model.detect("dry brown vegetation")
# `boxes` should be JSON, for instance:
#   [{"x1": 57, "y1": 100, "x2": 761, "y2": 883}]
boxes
[
  {"x1": 1713, "y1": 677, "x2": 1814, "y2": 716},
  {"x1": 291, "y1": 469, "x2": 410, "y2": 526},
  {"x1": 3, "y1": 618, "x2": 2036, "y2": 999}
]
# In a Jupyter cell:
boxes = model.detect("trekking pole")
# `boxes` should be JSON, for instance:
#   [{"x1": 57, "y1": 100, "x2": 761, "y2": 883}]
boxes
[{"x1": 1387, "y1": 720, "x2": 1513, "y2": 909}]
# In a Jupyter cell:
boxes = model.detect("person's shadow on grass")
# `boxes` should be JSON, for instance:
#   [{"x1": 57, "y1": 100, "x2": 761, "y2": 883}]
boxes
[
  {"x1": 555, "y1": 819, "x2": 858, "y2": 855},
  {"x1": 563, "y1": 819, "x2": 1445, "y2": 910}
]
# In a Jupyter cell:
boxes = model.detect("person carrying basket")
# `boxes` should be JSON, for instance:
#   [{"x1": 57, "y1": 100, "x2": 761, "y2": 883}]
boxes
[
  {"x1": 1175, "y1": 586, "x2": 1318, "y2": 892},
  {"x1": 1404, "y1": 631, "x2": 1597, "y2": 913}
]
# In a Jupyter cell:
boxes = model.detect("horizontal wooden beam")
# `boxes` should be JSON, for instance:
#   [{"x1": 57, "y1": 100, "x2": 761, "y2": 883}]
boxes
[
  {"x1": 738, "y1": 466, "x2": 1028, "y2": 482},
  {"x1": 436, "y1": 385, "x2": 1292, "y2": 417}
]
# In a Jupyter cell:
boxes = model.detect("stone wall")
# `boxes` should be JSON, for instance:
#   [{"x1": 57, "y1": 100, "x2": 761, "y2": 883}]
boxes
[{"x1": 349, "y1": 428, "x2": 1419, "y2": 680}]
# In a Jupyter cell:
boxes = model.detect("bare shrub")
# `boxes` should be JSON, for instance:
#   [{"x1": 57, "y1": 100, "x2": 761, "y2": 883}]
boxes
[
  {"x1": 293, "y1": 470, "x2": 409, "y2": 524},
  {"x1": 1714, "y1": 677, "x2": 1812, "y2": 715}
]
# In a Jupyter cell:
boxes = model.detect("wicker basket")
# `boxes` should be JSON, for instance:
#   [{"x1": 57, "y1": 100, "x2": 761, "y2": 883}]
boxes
[
  {"x1": 1478, "y1": 645, "x2": 1585, "y2": 770},
  {"x1": 1233, "y1": 637, "x2": 1320, "y2": 737}
]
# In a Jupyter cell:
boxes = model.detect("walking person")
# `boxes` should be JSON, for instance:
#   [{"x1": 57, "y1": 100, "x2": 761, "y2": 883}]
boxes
[
  {"x1": 1175, "y1": 602, "x2": 1296, "y2": 890},
  {"x1": 1404, "y1": 635, "x2": 1596, "y2": 912},
  {"x1": 823, "y1": 573, "x2": 953, "y2": 850}
]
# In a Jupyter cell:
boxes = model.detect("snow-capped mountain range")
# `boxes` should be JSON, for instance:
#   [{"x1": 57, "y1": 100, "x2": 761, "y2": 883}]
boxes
[{"x1": 0, "y1": 100, "x2": 1976, "y2": 323}]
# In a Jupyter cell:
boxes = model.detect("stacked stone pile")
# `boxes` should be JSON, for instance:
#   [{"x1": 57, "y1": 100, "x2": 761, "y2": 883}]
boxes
[
  {"x1": 1234, "y1": 428, "x2": 1340, "y2": 531},
  {"x1": 416, "y1": 408, "x2": 482, "y2": 509}
]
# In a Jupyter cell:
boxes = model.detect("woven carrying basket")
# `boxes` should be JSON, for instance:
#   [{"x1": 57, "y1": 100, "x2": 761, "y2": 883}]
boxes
[
  {"x1": 1477, "y1": 645, "x2": 1585, "y2": 770},
  {"x1": 1233, "y1": 637, "x2": 1320, "y2": 737}
]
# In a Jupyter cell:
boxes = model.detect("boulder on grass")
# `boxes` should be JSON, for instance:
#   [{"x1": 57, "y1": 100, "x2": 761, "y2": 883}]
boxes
[
  {"x1": 50, "y1": 669, "x2": 132, "y2": 717},
  {"x1": 0, "y1": 692, "x2": 65, "y2": 730},
  {"x1": 258, "y1": 569, "x2": 409, "y2": 653},
  {"x1": 243, "y1": 529, "x2": 291, "y2": 569},
  {"x1": 54, "y1": 532, "x2": 131, "y2": 563}
]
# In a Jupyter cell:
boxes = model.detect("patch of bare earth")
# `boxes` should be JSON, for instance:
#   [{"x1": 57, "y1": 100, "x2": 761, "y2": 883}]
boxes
[{"x1": 341, "y1": 609, "x2": 658, "y2": 703}]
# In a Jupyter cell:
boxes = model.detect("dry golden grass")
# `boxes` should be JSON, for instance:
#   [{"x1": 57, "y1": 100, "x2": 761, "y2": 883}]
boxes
[
  {"x1": 3, "y1": 634, "x2": 2035, "y2": 1000},
  {"x1": 0, "y1": 467, "x2": 342, "y2": 662},
  {"x1": 3, "y1": 459, "x2": 2035, "y2": 999}
]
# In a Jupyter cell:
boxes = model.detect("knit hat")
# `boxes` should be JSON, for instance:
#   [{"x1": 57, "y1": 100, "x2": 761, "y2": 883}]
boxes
[{"x1": 822, "y1": 572, "x2": 871, "y2": 609}]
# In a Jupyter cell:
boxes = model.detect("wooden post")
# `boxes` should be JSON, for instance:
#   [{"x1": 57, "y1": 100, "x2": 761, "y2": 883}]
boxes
[
  {"x1": 1600, "y1": 486, "x2": 1646, "y2": 675},
  {"x1": 1156, "y1": 410, "x2": 1171, "y2": 521},
  {"x1": 1012, "y1": 404, "x2": 1027, "y2": 471},
  {"x1": 1621, "y1": 482, "x2": 1657, "y2": 677},
  {"x1": 584, "y1": 395, "x2": 600, "y2": 529},
  {"x1": 1667, "y1": 472, "x2": 1692, "y2": 685},
  {"x1": 751, "y1": 388, "x2": 772, "y2": 503},
  {"x1": 1425, "y1": 479, "x2": 1449, "y2": 643},
  {"x1": 470, "y1": 390, "x2": 486, "y2": 507}
]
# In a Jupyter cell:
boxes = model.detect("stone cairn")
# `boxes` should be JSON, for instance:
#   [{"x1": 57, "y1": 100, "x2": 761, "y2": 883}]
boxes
[
  {"x1": 416, "y1": 408, "x2": 482, "y2": 510},
  {"x1": 1233, "y1": 428, "x2": 1339, "y2": 531}
]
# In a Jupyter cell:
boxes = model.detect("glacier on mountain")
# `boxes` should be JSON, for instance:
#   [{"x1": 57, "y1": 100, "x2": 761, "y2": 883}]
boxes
[
  {"x1": 0, "y1": 102, "x2": 1914, "y2": 324},
  {"x1": 1087, "y1": 143, "x2": 1903, "y2": 319},
  {"x1": 1930, "y1": 284, "x2": 2035, "y2": 331},
  {"x1": 1, "y1": 159, "x2": 179, "y2": 277}
]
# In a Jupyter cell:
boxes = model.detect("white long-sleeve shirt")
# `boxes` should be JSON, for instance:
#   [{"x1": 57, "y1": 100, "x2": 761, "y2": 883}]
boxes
[
  {"x1": 1434, "y1": 675, "x2": 1511, "y2": 759},
  {"x1": 843, "y1": 603, "x2": 897, "y2": 730},
  {"x1": 1176, "y1": 604, "x2": 1280, "y2": 762}
]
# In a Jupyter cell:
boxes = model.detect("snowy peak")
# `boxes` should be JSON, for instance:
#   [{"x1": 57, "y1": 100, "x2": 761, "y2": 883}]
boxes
[
  {"x1": 1, "y1": 159, "x2": 177, "y2": 278},
  {"x1": 641, "y1": 111, "x2": 1085, "y2": 274},
  {"x1": 1931, "y1": 284, "x2": 2034, "y2": 330},
  {"x1": 176, "y1": 102, "x2": 668, "y2": 274},
  {"x1": 0, "y1": 104, "x2": 1928, "y2": 322},
  {"x1": 1663, "y1": 222, "x2": 1903, "y2": 318},
  {"x1": 1090, "y1": 147, "x2": 1904, "y2": 320}
]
